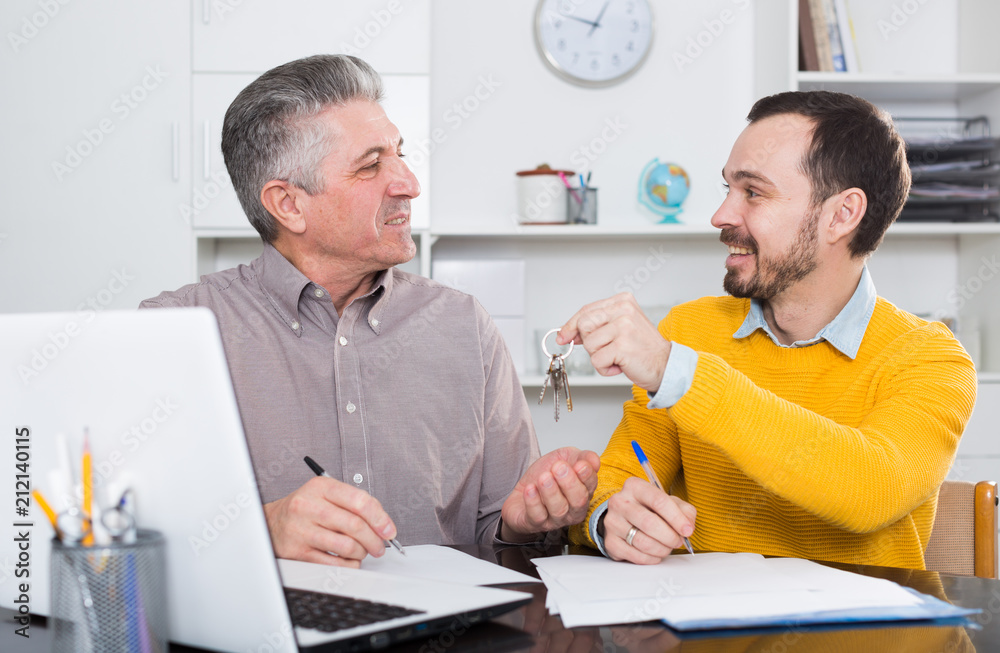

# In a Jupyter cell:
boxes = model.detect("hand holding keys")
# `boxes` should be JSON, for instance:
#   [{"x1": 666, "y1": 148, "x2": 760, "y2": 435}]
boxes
[{"x1": 538, "y1": 328, "x2": 574, "y2": 422}]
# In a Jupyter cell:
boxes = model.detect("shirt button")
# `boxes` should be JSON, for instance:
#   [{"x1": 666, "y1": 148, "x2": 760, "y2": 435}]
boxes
[
  {"x1": 339, "y1": 336, "x2": 348, "y2": 346},
  {"x1": 291, "y1": 321, "x2": 300, "y2": 331},
  {"x1": 346, "y1": 402, "x2": 356, "y2": 413},
  {"x1": 370, "y1": 318, "x2": 379, "y2": 327},
  {"x1": 313, "y1": 288, "x2": 324, "y2": 298},
  {"x1": 353, "y1": 473, "x2": 363, "y2": 484}
]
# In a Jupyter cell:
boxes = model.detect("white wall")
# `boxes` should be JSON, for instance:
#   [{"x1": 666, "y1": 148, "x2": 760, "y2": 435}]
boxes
[{"x1": 429, "y1": 0, "x2": 756, "y2": 231}]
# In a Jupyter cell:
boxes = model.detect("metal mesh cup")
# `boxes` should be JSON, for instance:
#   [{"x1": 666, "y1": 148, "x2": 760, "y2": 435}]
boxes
[{"x1": 50, "y1": 529, "x2": 168, "y2": 653}]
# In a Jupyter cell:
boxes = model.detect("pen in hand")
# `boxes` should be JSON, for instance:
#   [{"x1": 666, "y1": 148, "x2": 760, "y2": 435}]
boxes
[
  {"x1": 630, "y1": 440, "x2": 694, "y2": 555},
  {"x1": 303, "y1": 456, "x2": 405, "y2": 556}
]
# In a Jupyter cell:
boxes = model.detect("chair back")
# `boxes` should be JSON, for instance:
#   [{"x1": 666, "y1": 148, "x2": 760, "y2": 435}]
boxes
[{"x1": 925, "y1": 480, "x2": 998, "y2": 579}]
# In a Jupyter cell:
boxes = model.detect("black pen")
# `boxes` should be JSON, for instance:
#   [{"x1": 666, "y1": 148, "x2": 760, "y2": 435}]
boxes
[{"x1": 303, "y1": 456, "x2": 405, "y2": 555}]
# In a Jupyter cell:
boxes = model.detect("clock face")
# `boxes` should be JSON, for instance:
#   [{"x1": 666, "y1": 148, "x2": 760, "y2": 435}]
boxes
[{"x1": 535, "y1": 0, "x2": 654, "y2": 87}]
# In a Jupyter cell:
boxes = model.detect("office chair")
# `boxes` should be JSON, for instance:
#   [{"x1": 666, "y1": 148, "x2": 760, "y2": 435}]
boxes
[{"x1": 924, "y1": 480, "x2": 998, "y2": 579}]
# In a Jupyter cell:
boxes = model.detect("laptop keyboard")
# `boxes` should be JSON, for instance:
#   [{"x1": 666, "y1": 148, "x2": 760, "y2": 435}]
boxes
[{"x1": 285, "y1": 588, "x2": 426, "y2": 633}]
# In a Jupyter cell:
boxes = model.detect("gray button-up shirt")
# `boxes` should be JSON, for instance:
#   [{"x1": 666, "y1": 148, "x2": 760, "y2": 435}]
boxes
[{"x1": 141, "y1": 244, "x2": 539, "y2": 546}]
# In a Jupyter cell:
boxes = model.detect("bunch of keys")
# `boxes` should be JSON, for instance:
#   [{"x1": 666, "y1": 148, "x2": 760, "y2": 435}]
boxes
[{"x1": 538, "y1": 328, "x2": 574, "y2": 422}]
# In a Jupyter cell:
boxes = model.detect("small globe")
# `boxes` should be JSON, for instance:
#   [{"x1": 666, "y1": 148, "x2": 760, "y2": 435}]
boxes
[{"x1": 638, "y1": 159, "x2": 690, "y2": 223}]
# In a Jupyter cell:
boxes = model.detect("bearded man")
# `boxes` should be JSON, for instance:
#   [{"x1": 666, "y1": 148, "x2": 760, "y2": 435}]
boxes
[{"x1": 560, "y1": 90, "x2": 976, "y2": 570}]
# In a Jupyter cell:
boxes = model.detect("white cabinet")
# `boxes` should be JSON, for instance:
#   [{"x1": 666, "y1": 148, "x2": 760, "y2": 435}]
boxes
[
  {"x1": 0, "y1": 1, "x2": 192, "y2": 312},
  {"x1": 191, "y1": 74, "x2": 256, "y2": 231}
]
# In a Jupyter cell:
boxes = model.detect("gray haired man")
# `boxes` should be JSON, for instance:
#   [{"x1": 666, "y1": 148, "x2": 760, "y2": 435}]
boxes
[{"x1": 142, "y1": 55, "x2": 599, "y2": 567}]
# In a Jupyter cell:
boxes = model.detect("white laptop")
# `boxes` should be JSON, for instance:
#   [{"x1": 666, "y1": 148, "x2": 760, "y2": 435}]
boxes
[{"x1": 0, "y1": 309, "x2": 531, "y2": 652}]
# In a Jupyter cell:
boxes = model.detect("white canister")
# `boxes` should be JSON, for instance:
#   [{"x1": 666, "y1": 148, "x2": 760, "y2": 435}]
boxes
[{"x1": 516, "y1": 168, "x2": 574, "y2": 224}]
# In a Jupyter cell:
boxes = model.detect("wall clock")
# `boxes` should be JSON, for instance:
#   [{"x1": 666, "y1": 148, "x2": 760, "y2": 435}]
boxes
[{"x1": 534, "y1": 0, "x2": 654, "y2": 88}]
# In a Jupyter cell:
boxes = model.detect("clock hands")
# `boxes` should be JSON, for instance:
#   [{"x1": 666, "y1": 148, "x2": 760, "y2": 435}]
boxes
[
  {"x1": 559, "y1": 13, "x2": 600, "y2": 28},
  {"x1": 558, "y1": 0, "x2": 611, "y2": 36},
  {"x1": 587, "y1": 0, "x2": 611, "y2": 37}
]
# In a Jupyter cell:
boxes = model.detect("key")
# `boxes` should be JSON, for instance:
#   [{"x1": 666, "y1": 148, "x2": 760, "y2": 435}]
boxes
[
  {"x1": 539, "y1": 329, "x2": 575, "y2": 422},
  {"x1": 538, "y1": 356, "x2": 554, "y2": 405},
  {"x1": 551, "y1": 355, "x2": 562, "y2": 422},
  {"x1": 560, "y1": 357, "x2": 573, "y2": 413}
]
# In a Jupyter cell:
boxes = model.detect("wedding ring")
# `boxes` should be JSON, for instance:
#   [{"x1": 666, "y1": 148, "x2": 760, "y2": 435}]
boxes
[{"x1": 625, "y1": 525, "x2": 639, "y2": 547}]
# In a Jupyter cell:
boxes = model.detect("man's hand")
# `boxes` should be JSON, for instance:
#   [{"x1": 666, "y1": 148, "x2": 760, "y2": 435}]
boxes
[
  {"x1": 557, "y1": 292, "x2": 671, "y2": 393},
  {"x1": 603, "y1": 477, "x2": 696, "y2": 564},
  {"x1": 263, "y1": 476, "x2": 398, "y2": 567},
  {"x1": 500, "y1": 447, "x2": 600, "y2": 541}
]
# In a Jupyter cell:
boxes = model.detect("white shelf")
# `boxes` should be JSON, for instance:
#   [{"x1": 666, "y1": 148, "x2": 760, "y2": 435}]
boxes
[
  {"x1": 429, "y1": 223, "x2": 719, "y2": 238},
  {"x1": 888, "y1": 222, "x2": 1000, "y2": 235},
  {"x1": 521, "y1": 374, "x2": 633, "y2": 388},
  {"x1": 796, "y1": 73, "x2": 1000, "y2": 103},
  {"x1": 194, "y1": 222, "x2": 1000, "y2": 242}
]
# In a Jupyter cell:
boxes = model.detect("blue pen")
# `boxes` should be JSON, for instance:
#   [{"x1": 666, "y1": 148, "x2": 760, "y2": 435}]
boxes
[{"x1": 631, "y1": 440, "x2": 695, "y2": 555}]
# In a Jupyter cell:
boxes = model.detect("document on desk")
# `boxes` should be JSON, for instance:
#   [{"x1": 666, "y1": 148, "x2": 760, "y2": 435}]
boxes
[
  {"x1": 361, "y1": 545, "x2": 539, "y2": 586},
  {"x1": 534, "y1": 552, "x2": 978, "y2": 630}
]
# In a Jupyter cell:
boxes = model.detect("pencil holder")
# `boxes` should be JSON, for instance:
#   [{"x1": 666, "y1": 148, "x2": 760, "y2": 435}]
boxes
[
  {"x1": 567, "y1": 187, "x2": 597, "y2": 224},
  {"x1": 50, "y1": 529, "x2": 168, "y2": 653}
]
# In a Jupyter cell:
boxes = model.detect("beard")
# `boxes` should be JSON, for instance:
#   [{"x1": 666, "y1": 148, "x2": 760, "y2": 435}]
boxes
[{"x1": 722, "y1": 207, "x2": 820, "y2": 299}]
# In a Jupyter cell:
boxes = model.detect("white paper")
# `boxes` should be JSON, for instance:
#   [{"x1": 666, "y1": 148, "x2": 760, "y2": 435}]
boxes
[
  {"x1": 361, "y1": 544, "x2": 539, "y2": 586},
  {"x1": 534, "y1": 553, "x2": 923, "y2": 628}
]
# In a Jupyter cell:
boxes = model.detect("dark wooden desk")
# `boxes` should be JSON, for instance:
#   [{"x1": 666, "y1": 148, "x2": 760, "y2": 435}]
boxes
[{"x1": 3, "y1": 545, "x2": 997, "y2": 652}]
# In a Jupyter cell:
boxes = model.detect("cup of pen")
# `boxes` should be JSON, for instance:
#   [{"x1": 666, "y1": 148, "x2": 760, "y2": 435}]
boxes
[
  {"x1": 50, "y1": 529, "x2": 169, "y2": 653},
  {"x1": 567, "y1": 186, "x2": 597, "y2": 224}
]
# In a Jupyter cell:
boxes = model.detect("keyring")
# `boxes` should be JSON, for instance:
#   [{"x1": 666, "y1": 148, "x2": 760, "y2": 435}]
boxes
[{"x1": 541, "y1": 328, "x2": 574, "y2": 360}]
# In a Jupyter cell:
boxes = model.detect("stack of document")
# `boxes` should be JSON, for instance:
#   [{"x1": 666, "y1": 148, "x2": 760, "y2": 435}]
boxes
[{"x1": 533, "y1": 552, "x2": 977, "y2": 630}]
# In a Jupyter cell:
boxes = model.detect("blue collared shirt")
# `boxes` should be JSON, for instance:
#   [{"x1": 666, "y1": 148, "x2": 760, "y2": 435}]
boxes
[{"x1": 588, "y1": 267, "x2": 878, "y2": 555}]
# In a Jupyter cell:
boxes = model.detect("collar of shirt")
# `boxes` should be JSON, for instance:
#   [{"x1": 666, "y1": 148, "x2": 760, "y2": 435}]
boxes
[
  {"x1": 252, "y1": 242, "x2": 392, "y2": 336},
  {"x1": 732, "y1": 266, "x2": 876, "y2": 359}
]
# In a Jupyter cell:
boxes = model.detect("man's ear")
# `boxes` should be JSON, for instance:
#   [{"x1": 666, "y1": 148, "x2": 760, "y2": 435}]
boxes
[
  {"x1": 824, "y1": 187, "x2": 866, "y2": 247},
  {"x1": 260, "y1": 180, "x2": 307, "y2": 235}
]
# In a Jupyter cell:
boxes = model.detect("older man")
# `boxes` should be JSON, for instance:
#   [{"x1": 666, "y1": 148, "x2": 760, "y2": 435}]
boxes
[
  {"x1": 564, "y1": 91, "x2": 976, "y2": 569},
  {"x1": 142, "y1": 55, "x2": 599, "y2": 567}
]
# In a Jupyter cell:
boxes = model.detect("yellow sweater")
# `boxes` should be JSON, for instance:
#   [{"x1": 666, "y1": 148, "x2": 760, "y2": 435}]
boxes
[{"x1": 570, "y1": 296, "x2": 977, "y2": 569}]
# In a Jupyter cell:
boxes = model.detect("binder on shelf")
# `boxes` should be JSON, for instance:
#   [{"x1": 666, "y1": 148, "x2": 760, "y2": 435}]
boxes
[
  {"x1": 831, "y1": 0, "x2": 859, "y2": 72},
  {"x1": 798, "y1": 0, "x2": 820, "y2": 72},
  {"x1": 820, "y1": 0, "x2": 846, "y2": 72},
  {"x1": 897, "y1": 116, "x2": 1000, "y2": 223},
  {"x1": 806, "y1": 0, "x2": 834, "y2": 71}
]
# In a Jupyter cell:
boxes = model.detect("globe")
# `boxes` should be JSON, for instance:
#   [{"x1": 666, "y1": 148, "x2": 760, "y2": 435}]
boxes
[{"x1": 638, "y1": 159, "x2": 690, "y2": 223}]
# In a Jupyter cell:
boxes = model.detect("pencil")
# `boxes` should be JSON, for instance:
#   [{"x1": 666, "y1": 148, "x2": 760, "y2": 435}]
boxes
[
  {"x1": 32, "y1": 489, "x2": 60, "y2": 537},
  {"x1": 82, "y1": 429, "x2": 93, "y2": 547}
]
